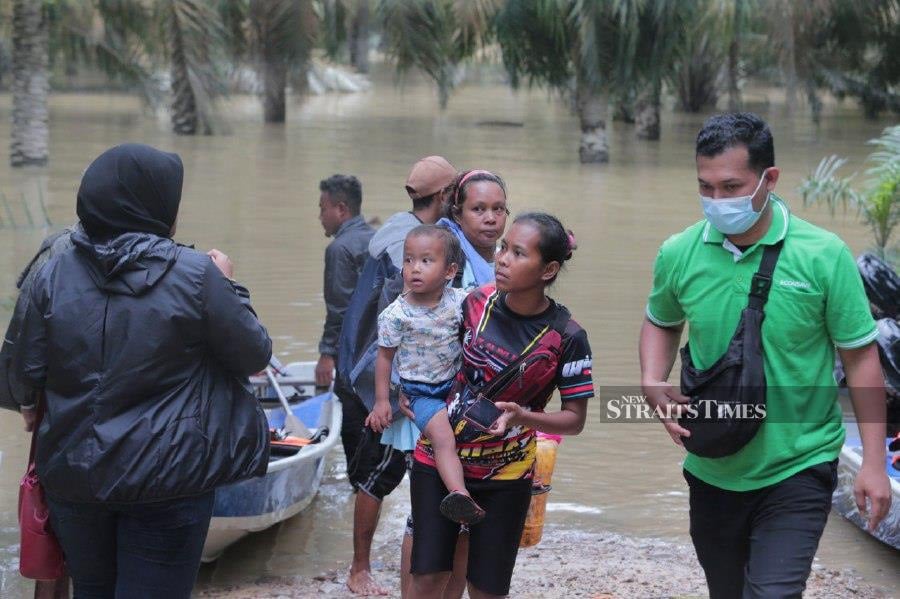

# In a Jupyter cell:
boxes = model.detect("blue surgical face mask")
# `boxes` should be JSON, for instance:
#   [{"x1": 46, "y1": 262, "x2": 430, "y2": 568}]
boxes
[{"x1": 700, "y1": 173, "x2": 770, "y2": 235}]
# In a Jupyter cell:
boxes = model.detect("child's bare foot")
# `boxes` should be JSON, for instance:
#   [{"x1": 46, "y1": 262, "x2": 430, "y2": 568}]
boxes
[
  {"x1": 439, "y1": 490, "x2": 486, "y2": 524},
  {"x1": 347, "y1": 568, "x2": 390, "y2": 596}
]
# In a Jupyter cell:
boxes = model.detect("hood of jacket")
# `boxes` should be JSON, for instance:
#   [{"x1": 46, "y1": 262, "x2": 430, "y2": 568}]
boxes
[
  {"x1": 76, "y1": 143, "x2": 183, "y2": 240},
  {"x1": 72, "y1": 230, "x2": 178, "y2": 296},
  {"x1": 368, "y1": 211, "x2": 421, "y2": 263}
]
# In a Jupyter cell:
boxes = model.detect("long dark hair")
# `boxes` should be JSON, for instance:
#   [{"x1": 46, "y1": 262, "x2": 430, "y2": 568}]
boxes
[
  {"x1": 444, "y1": 169, "x2": 507, "y2": 220},
  {"x1": 513, "y1": 212, "x2": 576, "y2": 285}
]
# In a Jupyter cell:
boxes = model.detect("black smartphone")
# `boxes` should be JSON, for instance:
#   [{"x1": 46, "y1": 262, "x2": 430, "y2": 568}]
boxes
[{"x1": 462, "y1": 395, "x2": 503, "y2": 431}]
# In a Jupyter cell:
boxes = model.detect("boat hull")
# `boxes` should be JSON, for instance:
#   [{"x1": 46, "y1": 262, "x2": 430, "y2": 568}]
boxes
[
  {"x1": 833, "y1": 424, "x2": 900, "y2": 550},
  {"x1": 202, "y1": 449, "x2": 326, "y2": 562},
  {"x1": 201, "y1": 362, "x2": 341, "y2": 562}
]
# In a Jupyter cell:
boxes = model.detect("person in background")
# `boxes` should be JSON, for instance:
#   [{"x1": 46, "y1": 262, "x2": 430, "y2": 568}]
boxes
[
  {"x1": 639, "y1": 112, "x2": 891, "y2": 598},
  {"x1": 369, "y1": 155, "x2": 457, "y2": 268},
  {"x1": 315, "y1": 174, "x2": 375, "y2": 388},
  {"x1": 438, "y1": 170, "x2": 509, "y2": 290},
  {"x1": 16, "y1": 143, "x2": 272, "y2": 598}
]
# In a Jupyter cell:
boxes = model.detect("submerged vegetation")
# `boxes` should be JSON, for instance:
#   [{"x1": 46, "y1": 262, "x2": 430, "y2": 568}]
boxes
[{"x1": 1, "y1": 0, "x2": 898, "y2": 165}]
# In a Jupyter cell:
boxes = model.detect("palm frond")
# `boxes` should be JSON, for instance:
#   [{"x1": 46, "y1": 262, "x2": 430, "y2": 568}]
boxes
[
  {"x1": 316, "y1": 0, "x2": 351, "y2": 60},
  {"x1": 450, "y1": 0, "x2": 500, "y2": 56},
  {"x1": 799, "y1": 155, "x2": 859, "y2": 216},
  {"x1": 161, "y1": 0, "x2": 230, "y2": 135},
  {"x1": 867, "y1": 125, "x2": 900, "y2": 180},
  {"x1": 250, "y1": 0, "x2": 316, "y2": 63},
  {"x1": 860, "y1": 174, "x2": 899, "y2": 252},
  {"x1": 47, "y1": 0, "x2": 161, "y2": 105},
  {"x1": 378, "y1": 0, "x2": 476, "y2": 109},
  {"x1": 216, "y1": 0, "x2": 250, "y2": 62},
  {"x1": 494, "y1": 0, "x2": 573, "y2": 90}
]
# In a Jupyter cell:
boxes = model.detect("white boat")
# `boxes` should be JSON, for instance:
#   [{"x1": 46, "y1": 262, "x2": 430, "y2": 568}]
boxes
[
  {"x1": 201, "y1": 361, "x2": 342, "y2": 562},
  {"x1": 833, "y1": 423, "x2": 900, "y2": 550}
]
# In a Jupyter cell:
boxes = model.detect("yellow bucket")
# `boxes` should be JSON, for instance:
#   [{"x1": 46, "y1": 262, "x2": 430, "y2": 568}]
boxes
[{"x1": 519, "y1": 434, "x2": 560, "y2": 548}]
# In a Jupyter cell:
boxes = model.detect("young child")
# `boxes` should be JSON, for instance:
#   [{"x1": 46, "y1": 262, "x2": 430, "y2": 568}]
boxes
[{"x1": 365, "y1": 225, "x2": 485, "y2": 524}]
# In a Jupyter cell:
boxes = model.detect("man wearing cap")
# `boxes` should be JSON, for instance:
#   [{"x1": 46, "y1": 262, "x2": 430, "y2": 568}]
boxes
[
  {"x1": 368, "y1": 155, "x2": 457, "y2": 267},
  {"x1": 339, "y1": 156, "x2": 457, "y2": 595}
]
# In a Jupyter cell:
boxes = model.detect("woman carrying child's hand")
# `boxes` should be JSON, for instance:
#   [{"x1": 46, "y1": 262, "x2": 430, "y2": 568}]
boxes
[{"x1": 365, "y1": 402, "x2": 393, "y2": 433}]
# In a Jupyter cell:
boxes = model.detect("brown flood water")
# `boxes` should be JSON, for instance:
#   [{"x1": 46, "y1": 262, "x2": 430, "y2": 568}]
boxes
[{"x1": 0, "y1": 73, "x2": 897, "y2": 596}]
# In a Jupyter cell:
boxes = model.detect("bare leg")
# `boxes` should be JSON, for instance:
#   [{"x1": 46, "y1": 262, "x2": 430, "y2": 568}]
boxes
[
  {"x1": 400, "y1": 530, "x2": 412, "y2": 599},
  {"x1": 347, "y1": 492, "x2": 389, "y2": 596},
  {"x1": 34, "y1": 578, "x2": 70, "y2": 599},
  {"x1": 410, "y1": 572, "x2": 451, "y2": 599},
  {"x1": 443, "y1": 531, "x2": 469, "y2": 599},
  {"x1": 423, "y1": 410, "x2": 466, "y2": 495},
  {"x1": 404, "y1": 527, "x2": 468, "y2": 599}
]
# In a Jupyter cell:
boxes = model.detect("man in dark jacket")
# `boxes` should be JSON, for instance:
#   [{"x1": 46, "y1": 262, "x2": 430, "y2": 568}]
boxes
[
  {"x1": 16, "y1": 144, "x2": 272, "y2": 599},
  {"x1": 315, "y1": 174, "x2": 375, "y2": 387}
]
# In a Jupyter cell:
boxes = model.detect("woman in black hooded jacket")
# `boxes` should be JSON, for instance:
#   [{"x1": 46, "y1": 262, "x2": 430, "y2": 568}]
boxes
[{"x1": 16, "y1": 144, "x2": 272, "y2": 598}]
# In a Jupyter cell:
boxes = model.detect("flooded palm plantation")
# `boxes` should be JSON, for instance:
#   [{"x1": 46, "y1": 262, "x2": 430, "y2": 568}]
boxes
[{"x1": 0, "y1": 72, "x2": 897, "y2": 596}]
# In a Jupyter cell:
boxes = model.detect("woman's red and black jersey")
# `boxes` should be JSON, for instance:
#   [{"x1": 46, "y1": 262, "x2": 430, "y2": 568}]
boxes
[{"x1": 414, "y1": 284, "x2": 594, "y2": 481}]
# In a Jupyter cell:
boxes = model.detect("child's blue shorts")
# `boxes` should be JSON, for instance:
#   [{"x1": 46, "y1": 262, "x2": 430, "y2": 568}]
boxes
[
  {"x1": 380, "y1": 378, "x2": 455, "y2": 452},
  {"x1": 402, "y1": 377, "x2": 454, "y2": 431}
]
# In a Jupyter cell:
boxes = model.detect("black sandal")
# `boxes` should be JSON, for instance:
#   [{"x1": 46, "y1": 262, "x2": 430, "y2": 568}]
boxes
[{"x1": 439, "y1": 491, "x2": 486, "y2": 524}]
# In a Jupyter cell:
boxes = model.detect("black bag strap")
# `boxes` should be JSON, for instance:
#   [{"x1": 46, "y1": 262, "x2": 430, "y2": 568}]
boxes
[
  {"x1": 477, "y1": 299, "x2": 570, "y2": 399},
  {"x1": 747, "y1": 240, "x2": 784, "y2": 311}
]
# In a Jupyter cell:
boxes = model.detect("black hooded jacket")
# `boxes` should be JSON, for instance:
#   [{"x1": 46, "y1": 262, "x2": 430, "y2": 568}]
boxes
[{"x1": 15, "y1": 144, "x2": 272, "y2": 503}]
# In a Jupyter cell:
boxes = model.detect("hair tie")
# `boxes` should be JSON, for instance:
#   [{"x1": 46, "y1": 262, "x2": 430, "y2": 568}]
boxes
[
  {"x1": 566, "y1": 230, "x2": 577, "y2": 260},
  {"x1": 454, "y1": 169, "x2": 496, "y2": 207}
]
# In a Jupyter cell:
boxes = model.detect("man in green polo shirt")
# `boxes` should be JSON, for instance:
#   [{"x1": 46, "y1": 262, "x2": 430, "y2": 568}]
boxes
[{"x1": 639, "y1": 112, "x2": 891, "y2": 598}]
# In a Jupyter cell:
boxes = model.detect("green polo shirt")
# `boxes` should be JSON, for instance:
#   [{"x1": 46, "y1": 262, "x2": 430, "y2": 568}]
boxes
[{"x1": 646, "y1": 196, "x2": 878, "y2": 491}]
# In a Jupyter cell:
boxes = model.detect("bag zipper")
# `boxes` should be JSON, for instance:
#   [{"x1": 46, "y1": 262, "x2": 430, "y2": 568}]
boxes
[{"x1": 487, "y1": 353, "x2": 552, "y2": 398}]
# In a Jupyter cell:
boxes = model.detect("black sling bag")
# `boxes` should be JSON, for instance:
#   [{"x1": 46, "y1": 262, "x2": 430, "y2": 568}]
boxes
[{"x1": 678, "y1": 240, "x2": 783, "y2": 458}]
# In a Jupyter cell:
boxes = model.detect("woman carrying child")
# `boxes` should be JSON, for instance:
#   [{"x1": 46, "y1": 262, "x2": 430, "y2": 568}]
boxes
[
  {"x1": 407, "y1": 213, "x2": 594, "y2": 599},
  {"x1": 366, "y1": 225, "x2": 486, "y2": 523}
]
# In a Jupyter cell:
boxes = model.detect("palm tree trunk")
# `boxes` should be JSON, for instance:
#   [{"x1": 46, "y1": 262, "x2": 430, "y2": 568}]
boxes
[
  {"x1": 613, "y1": 95, "x2": 635, "y2": 124},
  {"x1": 727, "y1": 41, "x2": 741, "y2": 111},
  {"x1": 437, "y1": 64, "x2": 454, "y2": 111},
  {"x1": 263, "y1": 59, "x2": 287, "y2": 123},
  {"x1": 577, "y1": 83, "x2": 609, "y2": 164},
  {"x1": 779, "y1": 0, "x2": 798, "y2": 115},
  {"x1": 350, "y1": 1, "x2": 370, "y2": 74},
  {"x1": 727, "y1": 0, "x2": 742, "y2": 111},
  {"x1": 11, "y1": 0, "x2": 49, "y2": 167},
  {"x1": 806, "y1": 79, "x2": 822, "y2": 125},
  {"x1": 169, "y1": 9, "x2": 198, "y2": 135},
  {"x1": 635, "y1": 83, "x2": 660, "y2": 141}
]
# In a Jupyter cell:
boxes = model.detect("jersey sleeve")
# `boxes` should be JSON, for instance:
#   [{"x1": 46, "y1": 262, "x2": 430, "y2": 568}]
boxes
[
  {"x1": 825, "y1": 245, "x2": 878, "y2": 349},
  {"x1": 377, "y1": 300, "x2": 405, "y2": 348},
  {"x1": 646, "y1": 244, "x2": 685, "y2": 327},
  {"x1": 556, "y1": 325, "x2": 594, "y2": 401}
]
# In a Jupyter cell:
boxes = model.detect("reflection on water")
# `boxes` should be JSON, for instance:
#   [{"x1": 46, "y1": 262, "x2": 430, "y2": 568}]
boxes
[{"x1": 0, "y1": 72, "x2": 897, "y2": 596}]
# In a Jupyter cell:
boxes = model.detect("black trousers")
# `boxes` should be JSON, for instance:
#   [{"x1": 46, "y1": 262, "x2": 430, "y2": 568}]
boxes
[
  {"x1": 685, "y1": 460, "x2": 837, "y2": 599},
  {"x1": 47, "y1": 491, "x2": 215, "y2": 599},
  {"x1": 410, "y1": 462, "x2": 532, "y2": 596}
]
